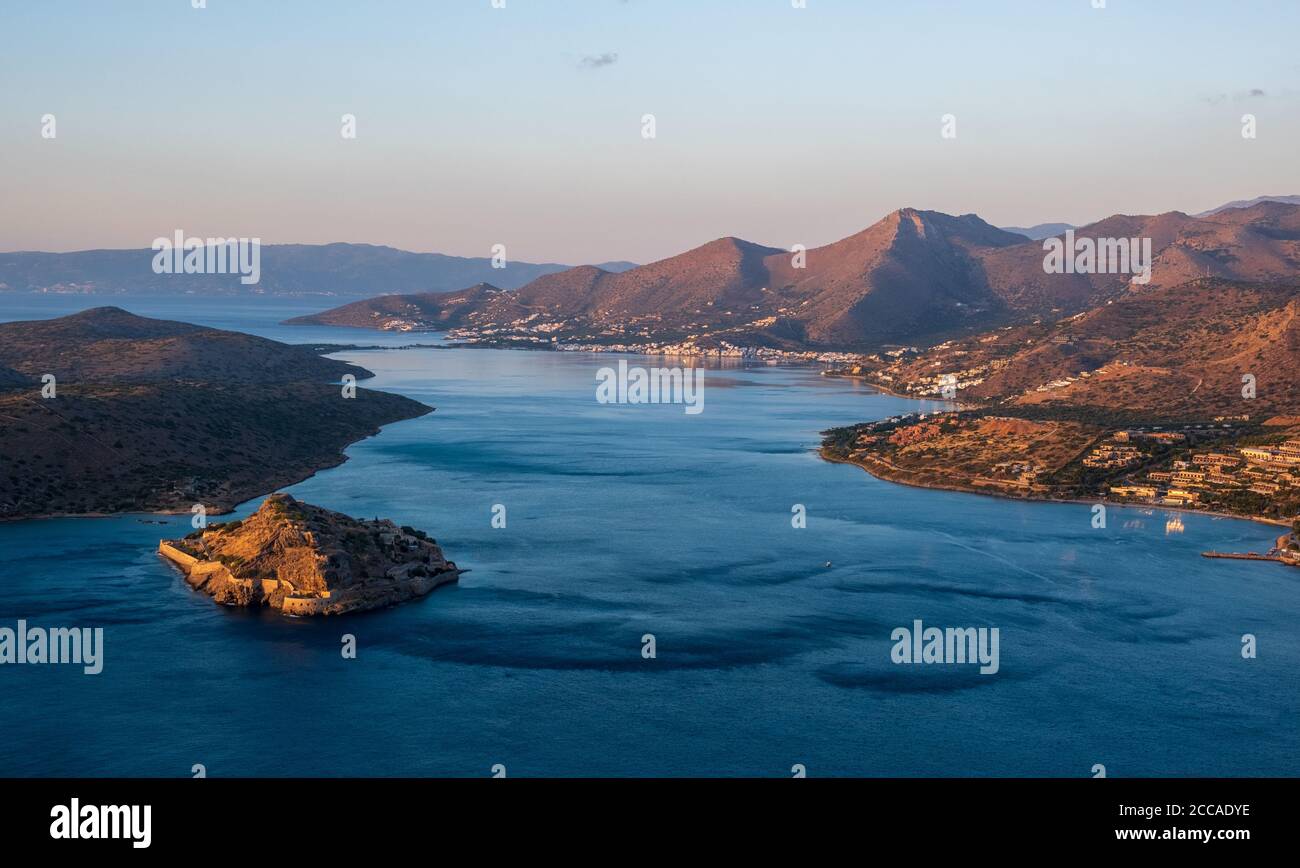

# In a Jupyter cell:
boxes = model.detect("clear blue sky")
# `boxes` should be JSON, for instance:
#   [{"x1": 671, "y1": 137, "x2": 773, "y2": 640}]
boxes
[{"x1": 2, "y1": 0, "x2": 1297, "y2": 263}]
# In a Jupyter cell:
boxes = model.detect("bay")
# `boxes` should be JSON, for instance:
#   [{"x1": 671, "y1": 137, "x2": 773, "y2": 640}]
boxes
[{"x1": 0, "y1": 296, "x2": 1294, "y2": 776}]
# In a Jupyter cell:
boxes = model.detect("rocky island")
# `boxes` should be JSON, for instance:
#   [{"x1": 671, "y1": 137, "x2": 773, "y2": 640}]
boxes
[{"x1": 159, "y1": 494, "x2": 460, "y2": 616}]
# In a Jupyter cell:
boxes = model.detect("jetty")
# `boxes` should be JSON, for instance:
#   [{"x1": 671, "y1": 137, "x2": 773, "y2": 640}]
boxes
[
  {"x1": 1200, "y1": 551, "x2": 1285, "y2": 563},
  {"x1": 1202, "y1": 533, "x2": 1299, "y2": 567}
]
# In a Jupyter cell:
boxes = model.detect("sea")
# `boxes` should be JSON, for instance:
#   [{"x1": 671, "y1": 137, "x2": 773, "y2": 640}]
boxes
[{"x1": 0, "y1": 294, "x2": 1295, "y2": 776}]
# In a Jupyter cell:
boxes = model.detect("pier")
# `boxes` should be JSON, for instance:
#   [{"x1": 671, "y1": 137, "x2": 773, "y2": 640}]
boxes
[
  {"x1": 1202, "y1": 532, "x2": 1299, "y2": 566},
  {"x1": 1200, "y1": 551, "x2": 1283, "y2": 562}
]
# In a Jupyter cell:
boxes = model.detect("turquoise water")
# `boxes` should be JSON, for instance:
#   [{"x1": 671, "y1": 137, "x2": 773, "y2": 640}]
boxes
[{"x1": 0, "y1": 297, "x2": 1295, "y2": 776}]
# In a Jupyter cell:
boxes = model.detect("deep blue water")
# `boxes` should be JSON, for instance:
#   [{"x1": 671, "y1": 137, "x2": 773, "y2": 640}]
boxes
[{"x1": 1, "y1": 296, "x2": 1296, "y2": 777}]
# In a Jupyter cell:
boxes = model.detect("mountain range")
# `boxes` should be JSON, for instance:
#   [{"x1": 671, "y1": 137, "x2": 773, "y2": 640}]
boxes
[
  {"x1": 1194, "y1": 194, "x2": 1300, "y2": 217},
  {"x1": 1000, "y1": 195, "x2": 1300, "y2": 239},
  {"x1": 0, "y1": 243, "x2": 636, "y2": 298},
  {"x1": 290, "y1": 201, "x2": 1300, "y2": 352}
]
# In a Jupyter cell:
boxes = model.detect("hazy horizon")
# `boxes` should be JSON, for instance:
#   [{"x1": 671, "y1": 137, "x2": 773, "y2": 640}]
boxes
[{"x1": 3, "y1": 0, "x2": 1299, "y2": 263}]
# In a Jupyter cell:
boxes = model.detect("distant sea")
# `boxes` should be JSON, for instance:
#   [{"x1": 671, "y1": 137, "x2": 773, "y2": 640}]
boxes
[{"x1": 0, "y1": 295, "x2": 1295, "y2": 776}]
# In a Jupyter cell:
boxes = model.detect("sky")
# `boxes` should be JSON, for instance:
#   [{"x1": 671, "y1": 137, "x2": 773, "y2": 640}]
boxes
[{"x1": 1, "y1": 0, "x2": 1298, "y2": 264}]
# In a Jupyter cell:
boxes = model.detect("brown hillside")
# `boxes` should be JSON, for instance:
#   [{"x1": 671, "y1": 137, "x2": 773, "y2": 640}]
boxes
[
  {"x1": 898, "y1": 281, "x2": 1300, "y2": 417},
  {"x1": 0, "y1": 306, "x2": 374, "y2": 384},
  {"x1": 0, "y1": 308, "x2": 431, "y2": 520},
  {"x1": 764, "y1": 209, "x2": 1025, "y2": 345}
]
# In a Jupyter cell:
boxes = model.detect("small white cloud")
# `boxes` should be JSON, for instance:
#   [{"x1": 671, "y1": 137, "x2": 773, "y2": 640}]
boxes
[{"x1": 580, "y1": 52, "x2": 619, "y2": 70}]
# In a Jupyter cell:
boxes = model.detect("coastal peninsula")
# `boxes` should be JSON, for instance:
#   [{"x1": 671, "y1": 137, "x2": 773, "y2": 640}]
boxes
[
  {"x1": 819, "y1": 277, "x2": 1300, "y2": 532},
  {"x1": 0, "y1": 308, "x2": 431, "y2": 521}
]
